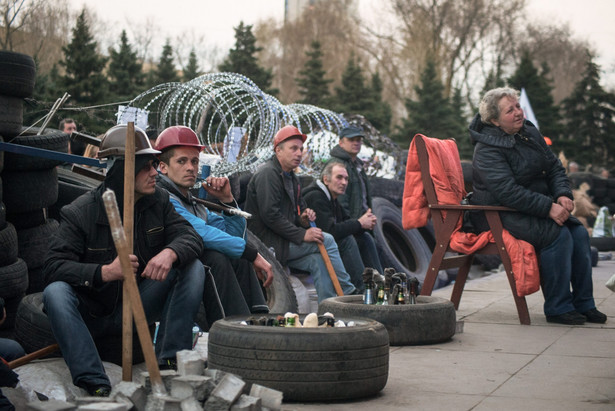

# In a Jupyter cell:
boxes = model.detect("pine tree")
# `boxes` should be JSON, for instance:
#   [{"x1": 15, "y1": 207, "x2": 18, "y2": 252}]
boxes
[
  {"x1": 108, "y1": 30, "x2": 145, "y2": 100},
  {"x1": 366, "y1": 71, "x2": 392, "y2": 135},
  {"x1": 333, "y1": 54, "x2": 372, "y2": 115},
  {"x1": 295, "y1": 40, "x2": 332, "y2": 106},
  {"x1": 59, "y1": 8, "x2": 108, "y2": 134},
  {"x1": 450, "y1": 87, "x2": 472, "y2": 160},
  {"x1": 560, "y1": 52, "x2": 615, "y2": 170},
  {"x1": 396, "y1": 59, "x2": 459, "y2": 147},
  {"x1": 151, "y1": 39, "x2": 180, "y2": 85},
  {"x1": 219, "y1": 22, "x2": 277, "y2": 96},
  {"x1": 508, "y1": 50, "x2": 561, "y2": 141},
  {"x1": 183, "y1": 49, "x2": 201, "y2": 81}
]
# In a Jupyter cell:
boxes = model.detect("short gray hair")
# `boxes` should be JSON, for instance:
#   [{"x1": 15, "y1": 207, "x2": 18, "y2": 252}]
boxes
[
  {"x1": 479, "y1": 87, "x2": 520, "y2": 124},
  {"x1": 321, "y1": 160, "x2": 345, "y2": 183}
]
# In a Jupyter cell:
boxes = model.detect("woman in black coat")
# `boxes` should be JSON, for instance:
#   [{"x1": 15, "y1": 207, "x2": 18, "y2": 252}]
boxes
[{"x1": 469, "y1": 87, "x2": 606, "y2": 325}]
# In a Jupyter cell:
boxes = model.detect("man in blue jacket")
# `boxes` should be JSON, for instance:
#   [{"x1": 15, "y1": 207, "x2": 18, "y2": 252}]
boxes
[{"x1": 155, "y1": 126, "x2": 272, "y2": 328}]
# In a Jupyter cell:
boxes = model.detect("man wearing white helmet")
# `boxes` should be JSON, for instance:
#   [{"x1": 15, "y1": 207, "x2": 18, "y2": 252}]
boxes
[{"x1": 43, "y1": 124, "x2": 205, "y2": 397}]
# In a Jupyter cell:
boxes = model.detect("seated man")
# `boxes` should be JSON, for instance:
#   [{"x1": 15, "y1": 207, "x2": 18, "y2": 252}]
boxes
[
  {"x1": 244, "y1": 125, "x2": 356, "y2": 302},
  {"x1": 304, "y1": 161, "x2": 381, "y2": 292},
  {"x1": 328, "y1": 125, "x2": 383, "y2": 273},
  {"x1": 154, "y1": 126, "x2": 272, "y2": 328},
  {"x1": 43, "y1": 124, "x2": 204, "y2": 397}
]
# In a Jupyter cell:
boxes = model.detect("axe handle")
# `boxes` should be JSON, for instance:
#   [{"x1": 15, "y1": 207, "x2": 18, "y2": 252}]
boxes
[
  {"x1": 310, "y1": 222, "x2": 344, "y2": 296},
  {"x1": 8, "y1": 344, "x2": 59, "y2": 370}
]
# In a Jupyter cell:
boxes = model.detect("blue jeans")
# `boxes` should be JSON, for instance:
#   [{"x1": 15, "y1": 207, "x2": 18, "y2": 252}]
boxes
[
  {"x1": 288, "y1": 232, "x2": 356, "y2": 302},
  {"x1": 355, "y1": 232, "x2": 383, "y2": 274},
  {"x1": 43, "y1": 259, "x2": 204, "y2": 389},
  {"x1": 0, "y1": 338, "x2": 25, "y2": 362},
  {"x1": 338, "y1": 235, "x2": 365, "y2": 293},
  {"x1": 539, "y1": 224, "x2": 595, "y2": 316}
]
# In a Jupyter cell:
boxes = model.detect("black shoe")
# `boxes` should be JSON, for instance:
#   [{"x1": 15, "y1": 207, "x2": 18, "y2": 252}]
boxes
[
  {"x1": 581, "y1": 308, "x2": 607, "y2": 324},
  {"x1": 159, "y1": 359, "x2": 177, "y2": 371},
  {"x1": 546, "y1": 310, "x2": 586, "y2": 325},
  {"x1": 87, "y1": 385, "x2": 111, "y2": 397}
]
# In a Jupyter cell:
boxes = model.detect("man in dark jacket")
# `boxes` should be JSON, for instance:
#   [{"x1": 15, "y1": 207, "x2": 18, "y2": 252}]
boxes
[
  {"x1": 329, "y1": 125, "x2": 383, "y2": 272},
  {"x1": 154, "y1": 126, "x2": 272, "y2": 328},
  {"x1": 245, "y1": 125, "x2": 356, "y2": 302},
  {"x1": 43, "y1": 125, "x2": 205, "y2": 396},
  {"x1": 304, "y1": 161, "x2": 381, "y2": 291}
]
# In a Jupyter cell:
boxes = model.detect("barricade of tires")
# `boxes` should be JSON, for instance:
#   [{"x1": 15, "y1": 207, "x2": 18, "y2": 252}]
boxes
[{"x1": 0, "y1": 51, "x2": 68, "y2": 340}]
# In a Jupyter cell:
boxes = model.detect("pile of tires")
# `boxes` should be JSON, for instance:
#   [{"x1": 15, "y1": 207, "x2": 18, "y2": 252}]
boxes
[{"x1": 0, "y1": 51, "x2": 68, "y2": 342}]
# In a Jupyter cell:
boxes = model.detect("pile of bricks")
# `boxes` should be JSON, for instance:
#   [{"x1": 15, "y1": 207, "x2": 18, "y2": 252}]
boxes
[{"x1": 25, "y1": 350, "x2": 283, "y2": 410}]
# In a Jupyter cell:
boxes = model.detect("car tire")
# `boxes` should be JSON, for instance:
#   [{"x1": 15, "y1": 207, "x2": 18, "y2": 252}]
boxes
[
  {"x1": 3, "y1": 127, "x2": 69, "y2": 171},
  {"x1": 14, "y1": 293, "x2": 57, "y2": 354},
  {"x1": 17, "y1": 219, "x2": 59, "y2": 270},
  {"x1": 2, "y1": 168, "x2": 58, "y2": 213},
  {"x1": 208, "y1": 315, "x2": 389, "y2": 401},
  {"x1": 0, "y1": 258, "x2": 28, "y2": 299},
  {"x1": 318, "y1": 295, "x2": 456, "y2": 345},
  {"x1": 0, "y1": 95, "x2": 23, "y2": 137},
  {"x1": 0, "y1": 222, "x2": 18, "y2": 266},
  {"x1": 0, "y1": 50, "x2": 36, "y2": 98}
]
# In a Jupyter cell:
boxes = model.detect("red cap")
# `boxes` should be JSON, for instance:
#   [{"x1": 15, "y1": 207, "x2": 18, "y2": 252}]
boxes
[{"x1": 273, "y1": 125, "x2": 307, "y2": 149}]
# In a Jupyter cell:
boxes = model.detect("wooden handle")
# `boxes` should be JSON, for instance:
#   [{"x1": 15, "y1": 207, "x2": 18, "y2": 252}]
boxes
[
  {"x1": 122, "y1": 122, "x2": 135, "y2": 381},
  {"x1": 310, "y1": 222, "x2": 343, "y2": 296},
  {"x1": 8, "y1": 344, "x2": 59, "y2": 369},
  {"x1": 102, "y1": 189, "x2": 166, "y2": 395}
]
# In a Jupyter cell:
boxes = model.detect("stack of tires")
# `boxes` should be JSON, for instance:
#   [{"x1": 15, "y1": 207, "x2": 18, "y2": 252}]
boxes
[{"x1": 0, "y1": 51, "x2": 67, "y2": 339}]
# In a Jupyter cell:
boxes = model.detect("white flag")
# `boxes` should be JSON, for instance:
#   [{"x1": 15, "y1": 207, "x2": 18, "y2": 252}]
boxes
[{"x1": 519, "y1": 88, "x2": 539, "y2": 130}]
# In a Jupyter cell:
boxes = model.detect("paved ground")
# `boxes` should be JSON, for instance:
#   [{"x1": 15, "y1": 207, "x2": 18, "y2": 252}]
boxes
[{"x1": 287, "y1": 258, "x2": 615, "y2": 411}]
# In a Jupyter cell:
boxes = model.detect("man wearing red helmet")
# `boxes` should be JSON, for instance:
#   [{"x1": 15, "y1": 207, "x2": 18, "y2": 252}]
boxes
[
  {"x1": 155, "y1": 126, "x2": 273, "y2": 328},
  {"x1": 244, "y1": 125, "x2": 356, "y2": 302}
]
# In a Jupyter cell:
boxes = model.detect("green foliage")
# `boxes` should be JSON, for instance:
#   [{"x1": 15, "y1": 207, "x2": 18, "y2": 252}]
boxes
[
  {"x1": 560, "y1": 52, "x2": 615, "y2": 170},
  {"x1": 508, "y1": 50, "x2": 561, "y2": 141},
  {"x1": 332, "y1": 55, "x2": 392, "y2": 135},
  {"x1": 59, "y1": 8, "x2": 109, "y2": 135},
  {"x1": 296, "y1": 40, "x2": 332, "y2": 106},
  {"x1": 219, "y1": 22, "x2": 277, "y2": 96},
  {"x1": 396, "y1": 59, "x2": 466, "y2": 150},
  {"x1": 151, "y1": 39, "x2": 180, "y2": 85},
  {"x1": 183, "y1": 49, "x2": 201, "y2": 81},
  {"x1": 108, "y1": 30, "x2": 145, "y2": 101}
]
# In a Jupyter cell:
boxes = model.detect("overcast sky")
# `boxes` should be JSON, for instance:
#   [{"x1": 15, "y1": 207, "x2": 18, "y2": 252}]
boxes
[{"x1": 69, "y1": 0, "x2": 615, "y2": 88}]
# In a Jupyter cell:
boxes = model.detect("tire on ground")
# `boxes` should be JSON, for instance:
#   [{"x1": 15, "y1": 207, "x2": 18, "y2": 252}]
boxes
[
  {"x1": 371, "y1": 197, "x2": 439, "y2": 286},
  {"x1": 17, "y1": 219, "x2": 59, "y2": 270},
  {"x1": 0, "y1": 258, "x2": 28, "y2": 299},
  {"x1": 14, "y1": 293, "x2": 57, "y2": 354},
  {"x1": 0, "y1": 293, "x2": 24, "y2": 331},
  {"x1": 2, "y1": 168, "x2": 58, "y2": 213},
  {"x1": 0, "y1": 50, "x2": 36, "y2": 98},
  {"x1": 246, "y1": 229, "x2": 298, "y2": 314},
  {"x1": 3, "y1": 128, "x2": 69, "y2": 171},
  {"x1": 319, "y1": 295, "x2": 456, "y2": 345},
  {"x1": 208, "y1": 316, "x2": 389, "y2": 401}
]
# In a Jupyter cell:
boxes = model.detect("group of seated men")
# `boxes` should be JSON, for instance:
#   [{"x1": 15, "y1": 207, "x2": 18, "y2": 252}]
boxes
[{"x1": 42, "y1": 122, "x2": 381, "y2": 396}]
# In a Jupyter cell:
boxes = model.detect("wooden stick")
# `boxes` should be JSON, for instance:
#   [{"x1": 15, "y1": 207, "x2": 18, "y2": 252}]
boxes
[
  {"x1": 102, "y1": 189, "x2": 166, "y2": 395},
  {"x1": 8, "y1": 344, "x2": 59, "y2": 370},
  {"x1": 122, "y1": 122, "x2": 136, "y2": 381},
  {"x1": 310, "y1": 222, "x2": 343, "y2": 296}
]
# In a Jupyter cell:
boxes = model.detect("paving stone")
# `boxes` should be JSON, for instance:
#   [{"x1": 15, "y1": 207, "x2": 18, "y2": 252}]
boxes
[
  {"x1": 176, "y1": 350, "x2": 205, "y2": 376},
  {"x1": 204, "y1": 368, "x2": 229, "y2": 385},
  {"x1": 139, "y1": 370, "x2": 178, "y2": 394},
  {"x1": 73, "y1": 397, "x2": 115, "y2": 406},
  {"x1": 230, "y1": 394, "x2": 262, "y2": 411},
  {"x1": 204, "y1": 373, "x2": 246, "y2": 410},
  {"x1": 76, "y1": 402, "x2": 129, "y2": 410},
  {"x1": 170, "y1": 375, "x2": 213, "y2": 402},
  {"x1": 249, "y1": 384, "x2": 283, "y2": 410},
  {"x1": 27, "y1": 399, "x2": 76, "y2": 410},
  {"x1": 180, "y1": 397, "x2": 203, "y2": 411},
  {"x1": 110, "y1": 381, "x2": 147, "y2": 411},
  {"x1": 144, "y1": 394, "x2": 182, "y2": 411}
]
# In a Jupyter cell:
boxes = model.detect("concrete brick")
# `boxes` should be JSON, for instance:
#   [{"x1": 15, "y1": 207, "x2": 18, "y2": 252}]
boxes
[
  {"x1": 249, "y1": 384, "x2": 283, "y2": 410},
  {"x1": 204, "y1": 373, "x2": 246, "y2": 410},
  {"x1": 179, "y1": 397, "x2": 203, "y2": 411},
  {"x1": 76, "y1": 403, "x2": 129, "y2": 410},
  {"x1": 230, "y1": 394, "x2": 262, "y2": 411},
  {"x1": 170, "y1": 375, "x2": 213, "y2": 402},
  {"x1": 110, "y1": 381, "x2": 147, "y2": 411},
  {"x1": 144, "y1": 394, "x2": 182, "y2": 411},
  {"x1": 27, "y1": 399, "x2": 76, "y2": 410},
  {"x1": 204, "y1": 368, "x2": 229, "y2": 385},
  {"x1": 139, "y1": 369, "x2": 178, "y2": 394},
  {"x1": 73, "y1": 397, "x2": 115, "y2": 406},
  {"x1": 176, "y1": 350, "x2": 205, "y2": 376}
]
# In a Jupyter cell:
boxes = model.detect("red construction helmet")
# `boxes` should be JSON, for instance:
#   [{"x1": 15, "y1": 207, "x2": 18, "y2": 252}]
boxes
[
  {"x1": 273, "y1": 125, "x2": 307, "y2": 149},
  {"x1": 154, "y1": 126, "x2": 204, "y2": 152}
]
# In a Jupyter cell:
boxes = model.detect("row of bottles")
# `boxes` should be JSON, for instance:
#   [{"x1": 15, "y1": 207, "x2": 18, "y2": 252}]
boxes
[{"x1": 363, "y1": 267, "x2": 420, "y2": 305}]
